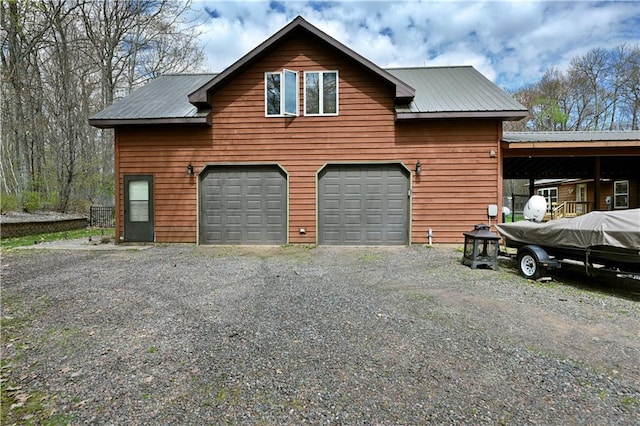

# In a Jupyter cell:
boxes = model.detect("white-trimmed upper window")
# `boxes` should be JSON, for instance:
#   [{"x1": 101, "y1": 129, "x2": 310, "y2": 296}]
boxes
[
  {"x1": 304, "y1": 71, "x2": 338, "y2": 116},
  {"x1": 614, "y1": 180, "x2": 629, "y2": 209},
  {"x1": 265, "y1": 69, "x2": 298, "y2": 117}
]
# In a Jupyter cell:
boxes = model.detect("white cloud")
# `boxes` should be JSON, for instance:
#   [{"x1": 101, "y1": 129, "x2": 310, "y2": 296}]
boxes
[{"x1": 192, "y1": 0, "x2": 640, "y2": 90}]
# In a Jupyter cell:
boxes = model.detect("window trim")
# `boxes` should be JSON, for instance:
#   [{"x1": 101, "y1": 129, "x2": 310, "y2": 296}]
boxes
[
  {"x1": 613, "y1": 180, "x2": 629, "y2": 209},
  {"x1": 304, "y1": 70, "x2": 339, "y2": 116},
  {"x1": 264, "y1": 69, "x2": 299, "y2": 117},
  {"x1": 537, "y1": 187, "x2": 558, "y2": 212}
]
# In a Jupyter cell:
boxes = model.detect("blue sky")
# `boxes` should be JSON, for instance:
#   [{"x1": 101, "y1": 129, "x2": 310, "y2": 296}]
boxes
[{"x1": 192, "y1": 0, "x2": 640, "y2": 90}]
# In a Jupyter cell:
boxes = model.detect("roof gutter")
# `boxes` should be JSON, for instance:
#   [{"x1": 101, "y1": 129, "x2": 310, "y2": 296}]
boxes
[
  {"x1": 89, "y1": 115, "x2": 211, "y2": 129},
  {"x1": 395, "y1": 110, "x2": 529, "y2": 121}
]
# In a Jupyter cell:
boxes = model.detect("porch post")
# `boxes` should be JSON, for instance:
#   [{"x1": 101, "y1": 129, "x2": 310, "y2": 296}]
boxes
[
  {"x1": 593, "y1": 156, "x2": 601, "y2": 211},
  {"x1": 529, "y1": 178, "x2": 535, "y2": 197}
]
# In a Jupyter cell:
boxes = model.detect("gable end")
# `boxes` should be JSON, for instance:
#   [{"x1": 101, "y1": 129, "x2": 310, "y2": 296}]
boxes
[{"x1": 188, "y1": 16, "x2": 415, "y2": 109}]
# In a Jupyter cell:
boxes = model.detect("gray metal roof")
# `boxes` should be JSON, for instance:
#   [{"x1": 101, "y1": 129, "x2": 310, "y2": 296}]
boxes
[
  {"x1": 89, "y1": 18, "x2": 528, "y2": 128},
  {"x1": 387, "y1": 66, "x2": 527, "y2": 120},
  {"x1": 90, "y1": 67, "x2": 526, "y2": 128},
  {"x1": 503, "y1": 131, "x2": 640, "y2": 143},
  {"x1": 89, "y1": 74, "x2": 216, "y2": 128}
]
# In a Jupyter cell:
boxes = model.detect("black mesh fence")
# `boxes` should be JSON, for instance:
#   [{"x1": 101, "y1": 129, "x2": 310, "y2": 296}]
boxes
[{"x1": 89, "y1": 206, "x2": 115, "y2": 228}]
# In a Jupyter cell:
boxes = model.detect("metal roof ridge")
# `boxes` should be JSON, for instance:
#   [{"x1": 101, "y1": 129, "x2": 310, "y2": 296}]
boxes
[
  {"x1": 385, "y1": 65, "x2": 473, "y2": 70},
  {"x1": 161, "y1": 73, "x2": 218, "y2": 77},
  {"x1": 505, "y1": 130, "x2": 639, "y2": 133}
]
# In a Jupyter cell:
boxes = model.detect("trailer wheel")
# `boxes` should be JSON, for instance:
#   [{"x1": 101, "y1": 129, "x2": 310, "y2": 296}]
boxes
[{"x1": 518, "y1": 251, "x2": 545, "y2": 280}]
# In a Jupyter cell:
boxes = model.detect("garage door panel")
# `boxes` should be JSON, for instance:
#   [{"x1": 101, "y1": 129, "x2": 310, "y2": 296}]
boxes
[
  {"x1": 319, "y1": 164, "x2": 409, "y2": 245},
  {"x1": 226, "y1": 185, "x2": 241, "y2": 196},
  {"x1": 388, "y1": 200, "x2": 405, "y2": 210},
  {"x1": 265, "y1": 201, "x2": 278, "y2": 210},
  {"x1": 345, "y1": 231, "x2": 362, "y2": 242},
  {"x1": 246, "y1": 200, "x2": 262, "y2": 210},
  {"x1": 266, "y1": 185, "x2": 282, "y2": 195},
  {"x1": 346, "y1": 214, "x2": 361, "y2": 224},
  {"x1": 345, "y1": 200, "x2": 361, "y2": 209},
  {"x1": 387, "y1": 214, "x2": 405, "y2": 225},
  {"x1": 246, "y1": 185, "x2": 262, "y2": 195},
  {"x1": 267, "y1": 214, "x2": 283, "y2": 225},
  {"x1": 367, "y1": 214, "x2": 382, "y2": 225},
  {"x1": 200, "y1": 166, "x2": 287, "y2": 244},
  {"x1": 324, "y1": 200, "x2": 340, "y2": 210},
  {"x1": 324, "y1": 214, "x2": 340, "y2": 225}
]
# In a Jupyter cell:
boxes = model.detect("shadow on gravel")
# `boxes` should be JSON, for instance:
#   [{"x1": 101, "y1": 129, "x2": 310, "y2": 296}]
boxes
[{"x1": 499, "y1": 257, "x2": 640, "y2": 302}]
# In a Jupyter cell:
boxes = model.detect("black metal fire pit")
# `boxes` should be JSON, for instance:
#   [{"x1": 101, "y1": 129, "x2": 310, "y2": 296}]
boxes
[{"x1": 462, "y1": 223, "x2": 500, "y2": 270}]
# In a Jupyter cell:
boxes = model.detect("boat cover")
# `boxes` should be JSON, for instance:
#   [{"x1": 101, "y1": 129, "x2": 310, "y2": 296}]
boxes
[{"x1": 497, "y1": 209, "x2": 640, "y2": 250}]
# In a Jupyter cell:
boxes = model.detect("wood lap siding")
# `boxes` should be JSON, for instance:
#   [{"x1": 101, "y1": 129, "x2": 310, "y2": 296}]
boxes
[
  {"x1": 115, "y1": 36, "x2": 502, "y2": 244},
  {"x1": 116, "y1": 127, "x2": 210, "y2": 242},
  {"x1": 397, "y1": 120, "x2": 501, "y2": 243}
]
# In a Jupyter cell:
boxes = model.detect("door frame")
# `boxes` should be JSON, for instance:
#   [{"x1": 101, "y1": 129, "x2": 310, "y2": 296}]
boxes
[{"x1": 123, "y1": 174, "x2": 154, "y2": 242}]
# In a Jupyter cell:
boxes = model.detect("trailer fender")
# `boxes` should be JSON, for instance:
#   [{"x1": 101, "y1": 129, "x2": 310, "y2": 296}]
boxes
[{"x1": 516, "y1": 245, "x2": 560, "y2": 279}]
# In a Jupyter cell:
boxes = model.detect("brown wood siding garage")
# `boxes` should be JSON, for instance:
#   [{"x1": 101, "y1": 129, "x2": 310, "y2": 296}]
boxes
[
  {"x1": 109, "y1": 24, "x2": 509, "y2": 245},
  {"x1": 318, "y1": 164, "x2": 409, "y2": 245},
  {"x1": 199, "y1": 165, "x2": 287, "y2": 244}
]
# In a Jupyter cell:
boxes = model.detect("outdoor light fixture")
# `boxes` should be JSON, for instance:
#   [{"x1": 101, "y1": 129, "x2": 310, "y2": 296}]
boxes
[
  {"x1": 187, "y1": 164, "x2": 194, "y2": 175},
  {"x1": 415, "y1": 160, "x2": 422, "y2": 175}
]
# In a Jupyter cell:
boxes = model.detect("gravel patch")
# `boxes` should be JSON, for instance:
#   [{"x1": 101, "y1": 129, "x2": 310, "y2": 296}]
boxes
[{"x1": 2, "y1": 245, "x2": 639, "y2": 424}]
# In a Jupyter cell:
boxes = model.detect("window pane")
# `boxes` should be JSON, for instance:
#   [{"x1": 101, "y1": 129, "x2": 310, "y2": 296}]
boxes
[
  {"x1": 129, "y1": 181, "x2": 149, "y2": 222},
  {"x1": 130, "y1": 200, "x2": 149, "y2": 222},
  {"x1": 129, "y1": 181, "x2": 148, "y2": 201},
  {"x1": 615, "y1": 181, "x2": 628, "y2": 194},
  {"x1": 266, "y1": 73, "x2": 281, "y2": 115},
  {"x1": 323, "y1": 72, "x2": 337, "y2": 114},
  {"x1": 615, "y1": 195, "x2": 628, "y2": 207},
  {"x1": 305, "y1": 72, "x2": 320, "y2": 114},
  {"x1": 284, "y1": 70, "x2": 297, "y2": 115}
]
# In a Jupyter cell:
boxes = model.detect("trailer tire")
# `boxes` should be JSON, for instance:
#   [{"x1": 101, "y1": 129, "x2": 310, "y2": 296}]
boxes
[{"x1": 518, "y1": 250, "x2": 545, "y2": 280}]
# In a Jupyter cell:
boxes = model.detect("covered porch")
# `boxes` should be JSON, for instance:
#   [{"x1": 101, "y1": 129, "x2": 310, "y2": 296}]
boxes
[{"x1": 502, "y1": 131, "x2": 640, "y2": 219}]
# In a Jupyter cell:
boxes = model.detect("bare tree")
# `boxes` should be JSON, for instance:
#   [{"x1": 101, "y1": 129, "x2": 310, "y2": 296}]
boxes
[
  {"x1": 510, "y1": 44, "x2": 640, "y2": 132},
  {"x1": 1, "y1": 0, "x2": 204, "y2": 212}
]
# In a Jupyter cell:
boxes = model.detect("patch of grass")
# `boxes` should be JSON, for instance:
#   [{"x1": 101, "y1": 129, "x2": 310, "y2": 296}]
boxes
[
  {"x1": 405, "y1": 290, "x2": 435, "y2": 303},
  {"x1": 1, "y1": 383, "x2": 72, "y2": 426},
  {"x1": 1, "y1": 228, "x2": 115, "y2": 250},
  {"x1": 620, "y1": 396, "x2": 638, "y2": 408},
  {"x1": 147, "y1": 346, "x2": 158, "y2": 354},
  {"x1": 44, "y1": 327, "x2": 81, "y2": 353},
  {"x1": 359, "y1": 253, "x2": 381, "y2": 262},
  {"x1": 214, "y1": 386, "x2": 241, "y2": 406},
  {"x1": 281, "y1": 243, "x2": 316, "y2": 250},
  {"x1": 1, "y1": 296, "x2": 70, "y2": 425}
]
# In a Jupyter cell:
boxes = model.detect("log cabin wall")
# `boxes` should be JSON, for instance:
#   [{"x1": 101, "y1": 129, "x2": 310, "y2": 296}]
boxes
[{"x1": 115, "y1": 36, "x2": 502, "y2": 244}]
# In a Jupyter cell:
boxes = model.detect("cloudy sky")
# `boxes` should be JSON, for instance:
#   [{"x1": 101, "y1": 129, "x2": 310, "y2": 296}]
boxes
[{"x1": 192, "y1": 0, "x2": 640, "y2": 90}]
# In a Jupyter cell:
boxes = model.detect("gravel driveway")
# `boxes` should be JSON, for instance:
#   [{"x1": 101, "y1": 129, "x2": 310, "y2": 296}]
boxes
[{"x1": 2, "y1": 244, "x2": 639, "y2": 424}]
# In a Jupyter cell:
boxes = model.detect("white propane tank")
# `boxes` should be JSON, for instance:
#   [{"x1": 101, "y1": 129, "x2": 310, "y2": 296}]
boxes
[{"x1": 523, "y1": 195, "x2": 547, "y2": 222}]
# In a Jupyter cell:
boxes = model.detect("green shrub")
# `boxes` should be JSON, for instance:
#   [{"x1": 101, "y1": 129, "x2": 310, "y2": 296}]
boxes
[
  {"x1": 22, "y1": 191, "x2": 40, "y2": 212},
  {"x1": 41, "y1": 192, "x2": 59, "y2": 211},
  {"x1": 0, "y1": 193, "x2": 18, "y2": 213},
  {"x1": 66, "y1": 198, "x2": 91, "y2": 214}
]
